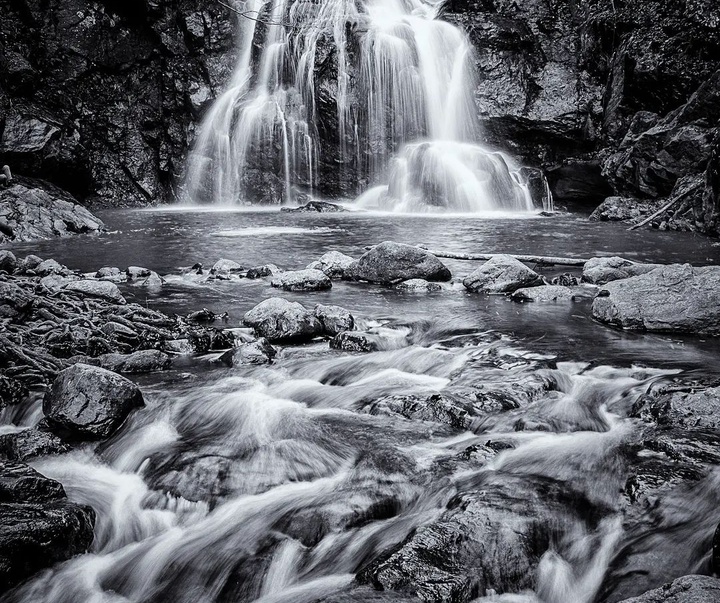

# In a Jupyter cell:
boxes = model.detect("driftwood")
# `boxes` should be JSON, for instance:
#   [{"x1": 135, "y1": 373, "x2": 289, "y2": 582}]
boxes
[
  {"x1": 628, "y1": 196, "x2": 684, "y2": 231},
  {"x1": 417, "y1": 248, "x2": 589, "y2": 267}
]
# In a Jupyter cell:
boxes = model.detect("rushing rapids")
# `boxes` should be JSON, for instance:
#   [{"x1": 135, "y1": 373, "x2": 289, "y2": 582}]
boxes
[{"x1": 186, "y1": 0, "x2": 542, "y2": 211}]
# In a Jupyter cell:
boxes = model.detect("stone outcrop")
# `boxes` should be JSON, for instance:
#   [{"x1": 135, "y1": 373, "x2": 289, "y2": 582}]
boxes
[{"x1": 617, "y1": 575, "x2": 720, "y2": 603}]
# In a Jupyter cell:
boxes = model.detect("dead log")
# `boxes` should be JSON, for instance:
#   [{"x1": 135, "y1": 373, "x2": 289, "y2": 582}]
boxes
[{"x1": 417, "y1": 247, "x2": 589, "y2": 266}]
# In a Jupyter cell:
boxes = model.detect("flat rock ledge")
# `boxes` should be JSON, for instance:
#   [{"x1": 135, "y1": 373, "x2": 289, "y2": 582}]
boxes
[{"x1": 0, "y1": 181, "x2": 104, "y2": 243}]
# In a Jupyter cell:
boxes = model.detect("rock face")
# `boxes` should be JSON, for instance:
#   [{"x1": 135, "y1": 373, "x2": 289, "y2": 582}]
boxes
[
  {"x1": 0, "y1": 0, "x2": 238, "y2": 207},
  {"x1": 270, "y1": 269, "x2": 332, "y2": 292},
  {"x1": 0, "y1": 182, "x2": 103, "y2": 243},
  {"x1": 463, "y1": 255, "x2": 543, "y2": 293},
  {"x1": 347, "y1": 242, "x2": 451, "y2": 285},
  {"x1": 617, "y1": 575, "x2": 720, "y2": 603},
  {"x1": 43, "y1": 363, "x2": 145, "y2": 440},
  {"x1": 0, "y1": 460, "x2": 95, "y2": 593},
  {"x1": 592, "y1": 265, "x2": 720, "y2": 335},
  {"x1": 243, "y1": 298, "x2": 323, "y2": 343}
]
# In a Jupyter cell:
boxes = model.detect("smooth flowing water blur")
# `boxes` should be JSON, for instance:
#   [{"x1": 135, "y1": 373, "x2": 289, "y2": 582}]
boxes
[{"x1": 4, "y1": 208, "x2": 720, "y2": 603}]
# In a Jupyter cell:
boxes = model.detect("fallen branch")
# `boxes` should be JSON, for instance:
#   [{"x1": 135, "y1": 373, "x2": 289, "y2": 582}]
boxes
[
  {"x1": 628, "y1": 196, "x2": 683, "y2": 231},
  {"x1": 418, "y1": 248, "x2": 589, "y2": 267},
  {"x1": 216, "y1": 0, "x2": 295, "y2": 28}
]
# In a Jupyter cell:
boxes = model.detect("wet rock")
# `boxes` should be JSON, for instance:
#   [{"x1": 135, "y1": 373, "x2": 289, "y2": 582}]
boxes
[
  {"x1": 0, "y1": 183, "x2": 103, "y2": 243},
  {"x1": 463, "y1": 255, "x2": 544, "y2": 294},
  {"x1": 19, "y1": 255, "x2": 43, "y2": 273},
  {"x1": 331, "y1": 331, "x2": 381, "y2": 353},
  {"x1": 140, "y1": 271, "x2": 164, "y2": 289},
  {"x1": 126, "y1": 266, "x2": 152, "y2": 280},
  {"x1": 616, "y1": 575, "x2": 720, "y2": 603},
  {"x1": 0, "y1": 375, "x2": 28, "y2": 409},
  {"x1": 186, "y1": 308, "x2": 219, "y2": 323},
  {"x1": 315, "y1": 304, "x2": 354, "y2": 336},
  {"x1": 271, "y1": 269, "x2": 332, "y2": 292},
  {"x1": 307, "y1": 251, "x2": 355, "y2": 278},
  {"x1": 582, "y1": 257, "x2": 663, "y2": 285},
  {"x1": 632, "y1": 387, "x2": 720, "y2": 430},
  {"x1": 0, "y1": 428, "x2": 71, "y2": 462},
  {"x1": 43, "y1": 363, "x2": 145, "y2": 440},
  {"x1": 187, "y1": 328, "x2": 235, "y2": 353},
  {"x1": 551, "y1": 273, "x2": 580, "y2": 286},
  {"x1": 0, "y1": 460, "x2": 65, "y2": 503},
  {"x1": 0, "y1": 250, "x2": 17, "y2": 274},
  {"x1": 347, "y1": 242, "x2": 451, "y2": 285},
  {"x1": 0, "y1": 281, "x2": 33, "y2": 319},
  {"x1": 211, "y1": 259, "x2": 244, "y2": 275},
  {"x1": 246, "y1": 264, "x2": 281, "y2": 279},
  {"x1": 98, "y1": 350, "x2": 171, "y2": 374},
  {"x1": 592, "y1": 264, "x2": 720, "y2": 335},
  {"x1": 64, "y1": 280, "x2": 126, "y2": 304},
  {"x1": 220, "y1": 338, "x2": 277, "y2": 366},
  {"x1": 36, "y1": 258, "x2": 67, "y2": 276},
  {"x1": 372, "y1": 393, "x2": 472, "y2": 430},
  {"x1": 281, "y1": 200, "x2": 346, "y2": 212},
  {"x1": 589, "y1": 197, "x2": 661, "y2": 223},
  {"x1": 95, "y1": 266, "x2": 125, "y2": 282},
  {"x1": 396, "y1": 279, "x2": 442, "y2": 292},
  {"x1": 162, "y1": 339, "x2": 194, "y2": 355},
  {"x1": 243, "y1": 297, "x2": 323, "y2": 342},
  {"x1": 511, "y1": 285, "x2": 577, "y2": 303}
]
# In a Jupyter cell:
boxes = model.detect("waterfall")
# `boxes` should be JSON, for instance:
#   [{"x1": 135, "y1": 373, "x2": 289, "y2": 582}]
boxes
[{"x1": 186, "y1": 0, "x2": 548, "y2": 212}]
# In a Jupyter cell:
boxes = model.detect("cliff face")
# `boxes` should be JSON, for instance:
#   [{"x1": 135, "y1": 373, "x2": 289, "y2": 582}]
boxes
[
  {"x1": 1, "y1": 0, "x2": 719, "y2": 232},
  {"x1": 0, "y1": 0, "x2": 237, "y2": 207}
]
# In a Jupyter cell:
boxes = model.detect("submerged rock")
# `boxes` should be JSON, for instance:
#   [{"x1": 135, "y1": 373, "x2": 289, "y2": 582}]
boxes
[
  {"x1": 592, "y1": 264, "x2": 720, "y2": 335},
  {"x1": 347, "y1": 242, "x2": 451, "y2": 284},
  {"x1": 463, "y1": 255, "x2": 544, "y2": 293},
  {"x1": 307, "y1": 251, "x2": 355, "y2": 278},
  {"x1": 243, "y1": 297, "x2": 323, "y2": 342},
  {"x1": 582, "y1": 257, "x2": 663, "y2": 285},
  {"x1": 330, "y1": 331, "x2": 381, "y2": 353},
  {"x1": 396, "y1": 279, "x2": 442, "y2": 292},
  {"x1": 271, "y1": 269, "x2": 332, "y2": 292},
  {"x1": 211, "y1": 259, "x2": 244, "y2": 275},
  {"x1": 43, "y1": 363, "x2": 145, "y2": 440},
  {"x1": 126, "y1": 266, "x2": 152, "y2": 280},
  {"x1": 616, "y1": 575, "x2": 720, "y2": 603},
  {"x1": 246, "y1": 264, "x2": 280, "y2": 279},
  {"x1": 64, "y1": 280, "x2": 126, "y2": 304},
  {"x1": 315, "y1": 304, "x2": 354, "y2": 336},
  {"x1": 281, "y1": 200, "x2": 346, "y2": 213}
]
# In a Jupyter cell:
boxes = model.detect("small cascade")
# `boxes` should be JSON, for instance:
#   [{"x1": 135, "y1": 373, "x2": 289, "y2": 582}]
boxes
[{"x1": 186, "y1": 0, "x2": 550, "y2": 212}]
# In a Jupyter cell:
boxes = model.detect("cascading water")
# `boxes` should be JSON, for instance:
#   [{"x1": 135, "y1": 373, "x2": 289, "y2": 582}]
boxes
[{"x1": 186, "y1": 0, "x2": 548, "y2": 212}]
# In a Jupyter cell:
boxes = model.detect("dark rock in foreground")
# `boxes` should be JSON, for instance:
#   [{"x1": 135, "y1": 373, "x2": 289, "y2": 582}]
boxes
[
  {"x1": 0, "y1": 182, "x2": 103, "y2": 243},
  {"x1": 617, "y1": 575, "x2": 720, "y2": 603},
  {"x1": 463, "y1": 255, "x2": 543, "y2": 293},
  {"x1": 0, "y1": 428, "x2": 70, "y2": 462},
  {"x1": 43, "y1": 363, "x2": 144, "y2": 440},
  {"x1": 590, "y1": 196, "x2": 661, "y2": 223},
  {"x1": 347, "y1": 242, "x2": 451, "y2": 285},
  {"x1": 592, "y1": 265, "x2": 720, "y2": 335}
]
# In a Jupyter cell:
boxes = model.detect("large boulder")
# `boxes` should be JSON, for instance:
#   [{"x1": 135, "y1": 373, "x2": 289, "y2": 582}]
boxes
[
  {"x1": 270, "y1": 269, "x2": 332, "y2": 292},
  {"x1": 347, "y1": 242, "x2": 451, "y2": 285},
  {"x1": 220, "y1": 338, "x2": 277, "y2": 366},
  {"x1": 315, "y1": 304, "x2": 354, "y2": 336},
  {"x1": 463, "y1": 255, "x2": 544, "y2": 293},
  {"x1": 592, "y1": 264, "x2": 720, "y2": 335},
  {"x1": 307, "y1": 251, "x2": 355, "y2": 278},
  {"x1": 617, "y1": 575, "x2": 720, "y2": 603},
  {"x1": 243, "y1": 297, "x2": 323, "y2": 342},
  {"x1": 589, "y1": 196, "x2": 661, "y2": 223},
  {"x1": 0, "y1": 460, "x2": 95, "y2": 593},
  {"x1": 43, "y1": 363, "x2": 145, "y2": 440},
  {"x1": 582, "y1": 257, "x2": 664, "y2": 285},
  {"x1": 63, "y1": 280, "x2": 126, "y2": 304},
  {"x1": 0, "y1": 182, "x2": 103, "y2": 243}
]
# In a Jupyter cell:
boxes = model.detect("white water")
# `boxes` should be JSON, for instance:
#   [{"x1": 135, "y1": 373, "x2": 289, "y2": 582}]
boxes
[{"x1": 186, "y1": 0, "x2": 546, "y2": 212}]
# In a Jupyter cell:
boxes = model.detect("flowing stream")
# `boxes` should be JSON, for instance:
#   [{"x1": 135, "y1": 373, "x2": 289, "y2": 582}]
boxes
[
  {"x1": 3, "y1": 210, "x2": 720, "y2": 603},
  {"x1": 186, "y1": 0, "x2": 540, "y2": 211}
]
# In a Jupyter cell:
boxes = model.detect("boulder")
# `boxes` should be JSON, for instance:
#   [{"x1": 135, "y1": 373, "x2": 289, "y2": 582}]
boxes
[
  {"x1": 43, "y1": 363, "x2": 145, "y2": 440},
  {"x1": 19, "y1": 255, "x2": 43, "y2": 272},
  {"x1": 270, "y1": 269, "x2": 332, "y2": 292},
  {"x1": 0, "y1": 428, "x2": 70, "y2": 462},
  {"x1": 0, "y1": 183, "x2": 104, "y2": 243},
  {"x1": 98, "y1": 350, "x2": 171, "y2": 374},
  {"x1": 0, "y1": 460, "x2": 65, "y2": 503},
  {"x1": 281, "y1": 200, "x2": 346, "y2": 213},
  {"x1": 463, "y1": 255, "x2": 544, "y2": 293},
  {"x1": 0, "y1": 250, "x2": 17, "y2": 273},
  {"x1": 632, "y1": 387, "x2": 720, "y2": 430},
  {"x1": 246, "y1": 264, "x2": 280, "y2": 279},
  {"x1": 307, "y1": 251, "x2": 355, "y2": 278},
  {"x1": 582, "y1": 257, "x2": 664, "y2": 285},
  {"x1": 347, "y1": 242, "x2": 451, "y2": 284},
  {"x1": 330, "y1": 331, "x2": 381, "y2": 353},
  {"x1": 221, "y1": 338, "x2": 277, "y2": 366},
  {"x1": 511, "y1": 285, "x2": 577, "y2": 303},
  {"x1": 592, "y1": 264, "x2": 720, "y2": 335},
  {"x1": 315, "y1": 304, "x2": 354, "y2": 336},
  {"x1": 211, "y1": 259, "x2": 243, "y2": 275},
  {"x1": 243, "y1": 298, "x2": 323, "y2": 342},
  {"x1": 95, "y1": 266, "x2": 125, "y2": 282},
  {"x1": 617, "y1": 575, "x2": 720, "y2": 603},
  {"x1": 140, "y1": 271, "x2": 164, "y2": 289},
  {"x1": 126, "y1": 266, "x2": 152, "y2": 280},
  {"x1": 40, "y1": 274, "x2": 72, "y2": 291},
  {"x1": 396, "y1": 279, "x2": 442, "y2": 292},
  {"x1": 0, "y1": 281, "x2": 32, "y2": 319},
  {"x1": 64, "y1": 280, "x2": 126, "y2": 304},
  {"x1": 589, "y1": 197, "x2": 661, "y2": 222},
  {"x1": 36, "y1": 258, "x2": 66, "y2": 276}
]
